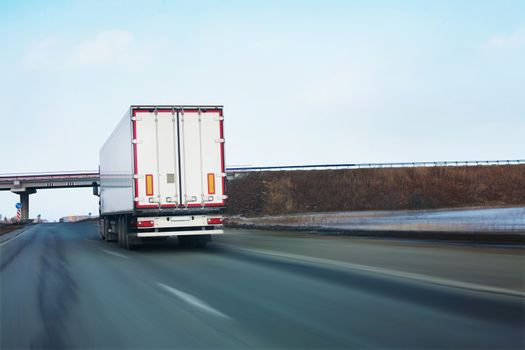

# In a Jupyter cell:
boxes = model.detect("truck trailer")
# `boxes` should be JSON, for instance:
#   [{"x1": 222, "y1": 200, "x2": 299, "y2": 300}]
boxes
[{"x1": 98, "y1": 105, "x2": 226, "y2": 249}]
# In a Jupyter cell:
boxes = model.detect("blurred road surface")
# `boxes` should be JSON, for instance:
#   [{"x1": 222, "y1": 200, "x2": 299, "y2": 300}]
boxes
[{"x1": 1, "y1": 222, "x2": 523, "y2": 349}]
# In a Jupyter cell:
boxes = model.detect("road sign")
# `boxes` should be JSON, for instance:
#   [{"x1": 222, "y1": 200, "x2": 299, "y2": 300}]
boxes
[{"x1": 15, "y1": 202, "x2": 21, "y2": 209}]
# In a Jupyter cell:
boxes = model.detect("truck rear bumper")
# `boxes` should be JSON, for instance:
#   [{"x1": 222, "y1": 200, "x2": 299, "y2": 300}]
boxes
[{"x1": 137, "y1": 229, "x2": 224, "y2": 238}]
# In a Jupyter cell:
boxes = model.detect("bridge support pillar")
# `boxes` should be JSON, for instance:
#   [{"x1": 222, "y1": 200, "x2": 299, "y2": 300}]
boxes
[{"x1": 11, "y1": 188, "x2": 36, "y2": 222}]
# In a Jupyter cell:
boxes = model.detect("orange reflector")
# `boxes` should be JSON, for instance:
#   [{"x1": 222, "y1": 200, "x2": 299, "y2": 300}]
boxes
[
  {"x1": 145, "y1": 174, "x2": 154, "y2": 196},
  {"x1": 207, "y1": 173, "x2": 215, "y2": 194}
]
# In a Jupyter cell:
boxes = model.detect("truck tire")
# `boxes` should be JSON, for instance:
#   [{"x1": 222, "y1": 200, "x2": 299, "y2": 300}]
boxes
[
  {"x1": 122, "y1": 217, "x2": 129, "y2": 249},
  {"x1": 120, "y1": 215, "x2": 134, "y2": 250},
  {"x1": 99, "y1": 219, "x2": 105, "y2": 240},
  {"x1": 103, "y1": 218, "x2": 117, "y2": 242},
  {"x1": 118, "y1": 217, "x2": 124, "y2": 248}
]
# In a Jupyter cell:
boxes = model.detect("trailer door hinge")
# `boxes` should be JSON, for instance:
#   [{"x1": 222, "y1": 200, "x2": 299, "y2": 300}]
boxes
[
  {"x1": 131, "y1": 116, "x2": 142, "y2": 121},
  {"x1": 215, "y1": 138, "x2": 225, "y2": 143},
  {"x1": 166, "y1": 196, "x2": 178, "y2": 203},
  {"x1": 132, "y1": 139, "x2": 143, "y2": 144}
]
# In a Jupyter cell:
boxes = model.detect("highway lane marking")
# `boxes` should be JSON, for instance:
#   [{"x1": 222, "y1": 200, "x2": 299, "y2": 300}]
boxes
[
  {"x1": 101, "y1": 249, "x2": 130, "y2": 259},
  {"x1": 219, "y1": 245, "x2": 525, "y2": 298},
  {"x1": 157, "y1": 282, "x2": 231, "y2": 320}
]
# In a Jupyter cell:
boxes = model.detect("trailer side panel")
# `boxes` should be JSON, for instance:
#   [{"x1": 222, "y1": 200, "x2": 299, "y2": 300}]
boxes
[{"x1": 100, "y1": 110, "x2": 134, "y2": 214}]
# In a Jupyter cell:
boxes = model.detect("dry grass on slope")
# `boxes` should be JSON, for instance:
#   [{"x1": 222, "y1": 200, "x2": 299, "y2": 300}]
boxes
[{"x1": 227, "y1": 165, "x2": 525, "y2": 217}]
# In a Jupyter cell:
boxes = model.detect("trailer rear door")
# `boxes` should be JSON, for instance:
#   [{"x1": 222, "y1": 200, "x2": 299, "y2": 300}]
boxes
[{"x1": 132, "y1": 108, "x2": 225, "y2": 209}]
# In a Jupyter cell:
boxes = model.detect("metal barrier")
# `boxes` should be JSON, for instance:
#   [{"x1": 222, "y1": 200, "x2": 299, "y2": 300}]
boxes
[{"x1": 226, "y1": 159, "x2": 525, "y2": 172}]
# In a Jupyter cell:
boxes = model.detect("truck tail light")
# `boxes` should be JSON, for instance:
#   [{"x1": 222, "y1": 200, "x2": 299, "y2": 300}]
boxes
[
  {"x1": 207, "y1": 218, "x2": 223, "y2": 225},
  {"x1": 145, "y1": 174, "x2": 154, "y2": 196},
  {"x1": 207, "y1": 173, "x2": 215, "y2": 194},
  {"x1": 137, "y1": 220, "x2": 154, "y2": 228}
]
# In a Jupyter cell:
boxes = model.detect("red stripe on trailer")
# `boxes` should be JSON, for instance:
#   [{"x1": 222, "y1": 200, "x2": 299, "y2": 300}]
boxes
[
  {"x1": 132, "y1": 112, "x2": 140, "y2": 206},
  {"x1": 133, "y1": 109, "x2": 158, "y2": 209},
  {"x1": 132, "y1": 108, "x2": 226, "y2": 209},
  {"x1": 219, "y1": 116, "x2": 226, "y2": 206},
  {"x1": 133, "y1": 108, "x2": 222, "y2": 114}
]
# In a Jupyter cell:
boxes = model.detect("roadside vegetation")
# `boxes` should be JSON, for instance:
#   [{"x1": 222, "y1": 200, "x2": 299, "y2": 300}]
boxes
[{"x1": 227, "y1": 165, "x2": 525, "y2": 217}]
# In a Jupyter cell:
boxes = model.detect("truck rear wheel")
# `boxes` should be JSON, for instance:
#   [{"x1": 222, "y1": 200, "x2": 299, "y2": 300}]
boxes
[
  {"x1": 104, "y1": 218, "x2": 117, "y2": 242},
  {"x1": 117, "y1": 217, "x2": 124, "y2": 248},
  {"x1": 118, "y1": 215, "x2": 137, "y2": 250},
  {"x1": 99, "y1": 219, "x2": 105, "y2": 240},
  {"x1": 122, "y1": 216, "x2": 129, "y2": 249}
]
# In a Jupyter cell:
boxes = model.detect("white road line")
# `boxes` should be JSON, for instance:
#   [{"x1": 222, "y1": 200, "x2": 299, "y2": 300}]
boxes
[
  {"x1": 101, "y1": 249, "x2": 130, "y2": 259},
  {"x1": 222, "y1": 245, "x2": 525, "y2": 298},
  {"x1": 157, "y1": 282, "x2": 231, "y2": 320}
]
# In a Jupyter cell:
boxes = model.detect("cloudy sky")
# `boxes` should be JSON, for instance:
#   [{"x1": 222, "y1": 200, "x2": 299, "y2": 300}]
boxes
[{"x1": 0, "y1": 0, "x2": 524, "y2": 220}]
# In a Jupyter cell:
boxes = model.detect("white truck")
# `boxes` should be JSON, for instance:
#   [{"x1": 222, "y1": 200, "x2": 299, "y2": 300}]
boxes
[{"x1": 97, "y1": 105, "x2": 226, "y2": 249}]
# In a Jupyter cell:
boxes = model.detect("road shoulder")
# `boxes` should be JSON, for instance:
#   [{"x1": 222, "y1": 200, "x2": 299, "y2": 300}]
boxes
[
  {"x1": 216, "y1": 228, "x2": 525, "y2": 297},
  {"x1": 0, "y1": 225, "x2": 30, "y2": 245}
]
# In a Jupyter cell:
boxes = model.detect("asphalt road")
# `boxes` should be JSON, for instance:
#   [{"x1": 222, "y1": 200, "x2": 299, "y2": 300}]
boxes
[{"x1": 1, "y1": 223, "x2": 524, "y2": 349}]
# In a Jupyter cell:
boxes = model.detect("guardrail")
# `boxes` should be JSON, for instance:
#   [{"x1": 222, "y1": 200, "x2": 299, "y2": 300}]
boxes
[{"x1": 226, "y1": 159, "x2": 525, "y2": 172}]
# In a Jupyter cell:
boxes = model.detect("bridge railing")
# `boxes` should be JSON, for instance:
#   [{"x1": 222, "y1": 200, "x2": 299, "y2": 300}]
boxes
[{"x1": 0, "y1": 171, "x2": 99, "y2": 181}]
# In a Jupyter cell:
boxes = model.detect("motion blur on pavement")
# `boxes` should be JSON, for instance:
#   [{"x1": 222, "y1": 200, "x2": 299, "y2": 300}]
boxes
[{"x1": 1, "y1": 222, "x2": 523, "y2": 349}]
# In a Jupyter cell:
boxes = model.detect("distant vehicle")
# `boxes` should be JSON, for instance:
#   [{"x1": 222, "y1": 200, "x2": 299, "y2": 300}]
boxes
[{"x1": 97, "y1": 105, "x2": 226, "y2": 249}]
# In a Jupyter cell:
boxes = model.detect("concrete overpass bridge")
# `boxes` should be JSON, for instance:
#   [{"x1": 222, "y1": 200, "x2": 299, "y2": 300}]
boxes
[{"x1": 0, "y1": 171, "x2": 100, "y2": 221}]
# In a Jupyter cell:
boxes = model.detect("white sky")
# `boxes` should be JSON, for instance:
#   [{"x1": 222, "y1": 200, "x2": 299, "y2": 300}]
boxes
[{"x1": 0, "y1": 0, "x2": 524, "y2": 220}]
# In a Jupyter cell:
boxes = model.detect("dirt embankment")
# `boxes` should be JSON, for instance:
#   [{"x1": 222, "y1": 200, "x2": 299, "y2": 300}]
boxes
[{"x1": 227, "y1": 165, "x2": 525, "y2": 217}]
